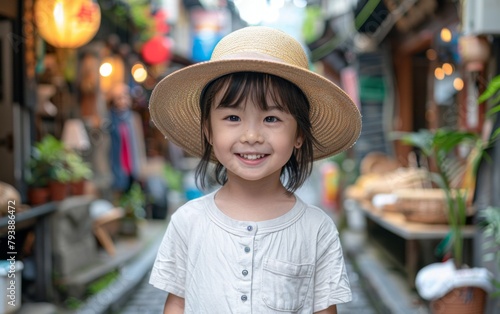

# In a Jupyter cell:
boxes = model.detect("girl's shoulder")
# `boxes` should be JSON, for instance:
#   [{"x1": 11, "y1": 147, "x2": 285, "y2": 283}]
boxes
[
  {"x1": 297, "y1": 197, "x2": 339, "y2": 232},
  {"x1": 169, "y1": 193, "x2": 212, "y2": 226}
]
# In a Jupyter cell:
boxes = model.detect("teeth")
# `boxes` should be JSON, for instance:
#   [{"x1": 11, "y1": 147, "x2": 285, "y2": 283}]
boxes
[{"x1": 240, "y1": 154, "x2": 265, "y2": 160}]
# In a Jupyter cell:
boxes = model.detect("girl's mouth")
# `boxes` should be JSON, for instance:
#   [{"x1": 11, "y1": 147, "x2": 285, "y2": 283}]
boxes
[{"x1": 238, "y1": 154, "x2": 266, "y2": 160}]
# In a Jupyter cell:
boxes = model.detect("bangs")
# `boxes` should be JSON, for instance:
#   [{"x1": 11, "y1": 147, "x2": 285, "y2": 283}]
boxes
[{"x1": 212, "y1": 72, "x2": 294, "y2": 112}]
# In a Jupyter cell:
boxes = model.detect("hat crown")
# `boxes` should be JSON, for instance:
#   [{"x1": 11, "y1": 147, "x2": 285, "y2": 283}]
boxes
[{"x1": 210, "y1": 26, "x2": 309, "y2": 69}]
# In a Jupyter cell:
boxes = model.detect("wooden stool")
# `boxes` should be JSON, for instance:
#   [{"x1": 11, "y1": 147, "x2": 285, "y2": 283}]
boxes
[{"x1": 93, "y1": 207, "x2": 124, "y2": 256}]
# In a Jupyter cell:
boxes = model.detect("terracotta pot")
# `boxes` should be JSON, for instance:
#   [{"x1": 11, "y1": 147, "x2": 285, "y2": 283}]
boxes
[
  {"x1": 70, "y1": 180, "x2": 85, "y2": 195},
  {"x1": 28, "y1": 187, "x2": 50, "y2": 206},
  {"x1": 48, "y1": 181, "x2": 69, "y2": 201},
  {"x1": 430, "y1": 287, "x2": 487, "y2": 314}
]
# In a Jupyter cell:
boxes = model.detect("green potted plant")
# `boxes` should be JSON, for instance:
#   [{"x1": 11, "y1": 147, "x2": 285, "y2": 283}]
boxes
[
  {"x1": 27, "y1": 135, "x2": 69, "y2": 203},
  {"x1": 118, "y1": 182, "x2": 146, "y2": 236},
  {"x1": 66, "y1": 152, "x2": 93, "y2": 195},
  {"x1": 392, "y1": 128, "x2": 491, "y2": 313},
  {"x1": 26, "y1": 143, "x2": 52, "y2": 205},
  {"x1": 394, "y1": 128, "x2": 484, "y2": 266},
  {"x1": 41, "y1": 135, "x2": 72, "y2": 201}
]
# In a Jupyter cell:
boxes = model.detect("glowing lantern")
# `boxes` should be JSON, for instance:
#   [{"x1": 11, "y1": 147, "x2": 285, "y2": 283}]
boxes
[
  {"x1": 131, "y1": 63, "x2": 148, "y2": 83},
  {"x1": 141, "y1": 36, "x2": 172, "y2": 65},
  {"x1": 35, "y1": 0, "x2": 101, "y2": 48}
]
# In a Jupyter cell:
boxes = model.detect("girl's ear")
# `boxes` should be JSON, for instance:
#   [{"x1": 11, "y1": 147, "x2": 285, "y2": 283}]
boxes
[{"x1": 294, "y1": 135, "x2": 303, "y2": 149}]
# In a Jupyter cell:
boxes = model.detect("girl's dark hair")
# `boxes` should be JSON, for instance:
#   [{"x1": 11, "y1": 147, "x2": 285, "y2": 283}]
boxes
[{"x1": 195, "y1": 72, "x2": 319, "y2": 193}]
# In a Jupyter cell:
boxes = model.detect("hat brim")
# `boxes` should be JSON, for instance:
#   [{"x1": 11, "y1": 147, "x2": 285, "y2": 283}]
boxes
[{"x1": 149, "y1": 58, "x2": 362, "y2": 161}]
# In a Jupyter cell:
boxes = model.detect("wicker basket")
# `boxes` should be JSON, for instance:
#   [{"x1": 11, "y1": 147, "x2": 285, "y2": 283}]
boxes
[
  {"x1": 360, "y1": 152, "x2": 400, "y2": 175},
  {"x1": 395, "y1": 189, "x2": 474, "y2": 224},
  {"x1": 429, "y1": 287, "x2": 487, "y2": 314},
  {"x1": 364, "y1": 167, "x2": 431, "y2": 200}
]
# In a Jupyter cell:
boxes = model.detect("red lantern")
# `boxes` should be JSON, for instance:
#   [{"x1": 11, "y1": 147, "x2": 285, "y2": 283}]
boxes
[{"x1": 141, "y1": 36, "x2": 172, "y2": 65}]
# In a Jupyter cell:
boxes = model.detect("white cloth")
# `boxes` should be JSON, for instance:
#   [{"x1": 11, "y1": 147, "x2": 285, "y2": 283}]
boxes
[
  {"x1": 415, "y1": 259, "x2": 493, "y2": 300},
  {"x1": 149, "y1": 190, "x2": 352, "y2": 313}
]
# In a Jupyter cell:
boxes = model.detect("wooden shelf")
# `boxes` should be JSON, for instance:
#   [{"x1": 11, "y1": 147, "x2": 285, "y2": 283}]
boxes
[{"x1": 352, "y1": 200, "x2": 477, "y2": 287}]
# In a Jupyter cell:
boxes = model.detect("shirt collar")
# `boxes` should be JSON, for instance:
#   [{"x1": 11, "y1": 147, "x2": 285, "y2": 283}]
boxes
[{"x1": 204, "y1": 189, "x2": 306, "y2": 236}]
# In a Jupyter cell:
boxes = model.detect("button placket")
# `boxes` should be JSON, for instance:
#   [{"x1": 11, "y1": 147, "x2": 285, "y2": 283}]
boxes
[
  {"x1": 239, "y1": 239, "x2": 253, "y2": 272},
  {"x1": 238, "y1": 227, "x2": 255, "y2": 309}
]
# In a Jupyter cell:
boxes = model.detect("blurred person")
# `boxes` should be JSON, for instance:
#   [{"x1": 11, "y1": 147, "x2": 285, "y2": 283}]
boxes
[
  {"x1": 148, "y1": 26, "x2": 362, "y2": 314},
  {"x1": 107, "y1": 82, "x2": 145, "y2": 194}
]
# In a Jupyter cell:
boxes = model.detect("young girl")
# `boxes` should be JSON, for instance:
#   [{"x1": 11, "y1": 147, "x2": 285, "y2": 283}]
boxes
[{"x1": 149, "y1": 26, "x2": 362, "y2": 314}]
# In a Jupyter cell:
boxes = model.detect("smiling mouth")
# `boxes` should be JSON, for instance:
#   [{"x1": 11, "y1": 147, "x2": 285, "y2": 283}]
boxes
[{"x1": 239, "y1": 154, "x2": 266, "y2": 160}]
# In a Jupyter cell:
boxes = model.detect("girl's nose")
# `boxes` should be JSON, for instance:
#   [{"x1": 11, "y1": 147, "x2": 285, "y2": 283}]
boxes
[{"x1": 240, "y1": 128, "x2": 264, "y2": 144}]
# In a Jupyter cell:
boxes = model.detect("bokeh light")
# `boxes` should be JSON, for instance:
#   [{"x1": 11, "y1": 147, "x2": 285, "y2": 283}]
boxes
[{"x1": 99, "y1": 62, "x2": 112, "y2": 77}]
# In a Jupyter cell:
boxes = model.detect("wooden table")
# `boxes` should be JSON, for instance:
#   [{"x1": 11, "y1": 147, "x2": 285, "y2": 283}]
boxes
[{"x1": 353, "y1": 201, "x2": 476, "y2": 286}]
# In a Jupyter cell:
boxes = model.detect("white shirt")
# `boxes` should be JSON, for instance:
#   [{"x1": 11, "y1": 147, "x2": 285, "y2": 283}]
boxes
[{"x1": 149, "y1": 190, "x2": 352, "y2": 313}]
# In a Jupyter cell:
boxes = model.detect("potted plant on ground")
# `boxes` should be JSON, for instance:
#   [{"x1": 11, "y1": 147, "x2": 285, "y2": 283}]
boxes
[
  {"x1": 118, "y1": 182, "x2": 146, "y2": 236},
  {"x1": 393, "y1": 128, "x2": 492, "y2": 313}
]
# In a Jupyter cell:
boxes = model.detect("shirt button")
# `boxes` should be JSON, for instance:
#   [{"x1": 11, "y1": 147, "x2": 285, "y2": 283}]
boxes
[
  {"x1": 247, "y1": 225, "x2": 253, "y2": 231},
  {"x1": 241, "y1": 295, "x2": 248, "y2": 301},
  {"x1": 242, "y1": 270, "x2": 248, "y2": 276},
  {"x1": 244, "y1": 246, "x2": 250, "y2": 253}
]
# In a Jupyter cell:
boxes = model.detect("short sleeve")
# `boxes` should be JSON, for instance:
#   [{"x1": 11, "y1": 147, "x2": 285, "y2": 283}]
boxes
[
  {"x1": 313, "y1": 219, "x2": 352, "y2": 312},
  {"x1": 149, "y1": 216, "x2": 188, "y2": 298}
]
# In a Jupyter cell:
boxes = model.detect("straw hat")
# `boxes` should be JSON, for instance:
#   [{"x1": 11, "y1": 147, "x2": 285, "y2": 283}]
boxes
[{"x1": 149, "y1": 26, "x2": 361, "y2": 161}]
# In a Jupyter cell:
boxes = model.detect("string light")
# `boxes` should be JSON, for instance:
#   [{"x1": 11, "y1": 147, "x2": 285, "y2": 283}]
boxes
[
  {"x1": 132, "y1": 63, "x2": 148, "y2": 83},
  {"x1": 99, "y1": 62, "x2": 112, "y2": 77},
  {"x1": 442, "y1": 63, "x2": 453, "y2": 75},
  {"x1": 440, "y1": 28, "x2": 452, "y2": 43},
  {"x1": 426, "y1": 49, "x2": 437, "y2": 61},
  {"x1": 453, "y1": 78, "x2": 464, "y2": 91},
  {"x1": 434, "y1": 67, "x2": 445, "y2": 80}
]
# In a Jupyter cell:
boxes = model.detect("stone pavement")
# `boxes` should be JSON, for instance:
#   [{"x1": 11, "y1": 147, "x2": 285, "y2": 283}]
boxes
[{"x1": 119, "y1": 255, "x2": 378, "y2": 314}]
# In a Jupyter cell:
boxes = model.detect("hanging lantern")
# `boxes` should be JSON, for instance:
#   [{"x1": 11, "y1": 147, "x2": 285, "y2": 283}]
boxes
[
  {"x1": 458, "y1": 35, "x2": 490, "y2": 72},
  {"x1": 34, "y1": 0, "x2": 101, "y2": 48},
  {"x1": 141, "y1": 36, "x2": 172, "y2": 65}
]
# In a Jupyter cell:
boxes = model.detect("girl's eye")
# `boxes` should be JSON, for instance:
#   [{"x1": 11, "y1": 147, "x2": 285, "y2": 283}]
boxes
[
  {"x1": 225, "y1": 115, "x2": 240, "y2": 122},
  {"x1": 264, "y1": 116, "x2": 279, "y2": 123}
]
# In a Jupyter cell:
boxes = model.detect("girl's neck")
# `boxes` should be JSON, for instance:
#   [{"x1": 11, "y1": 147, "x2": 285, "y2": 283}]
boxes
[{"x1": 214, "y1": 176, "x2": 296, "y2": 222}]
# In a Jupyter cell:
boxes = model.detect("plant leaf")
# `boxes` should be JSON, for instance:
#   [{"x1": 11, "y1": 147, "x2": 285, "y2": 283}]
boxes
[{"x1": 478, "y1": 75, "x2": 500, "y2": 103}]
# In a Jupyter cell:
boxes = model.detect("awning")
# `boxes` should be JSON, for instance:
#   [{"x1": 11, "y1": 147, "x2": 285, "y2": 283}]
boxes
[
  {"x1": 309, "y1": 0, "x2": 422, "y2": 61},
  {"x1": 354, "y1": 0, "x2": 424, "y2": 45}
]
